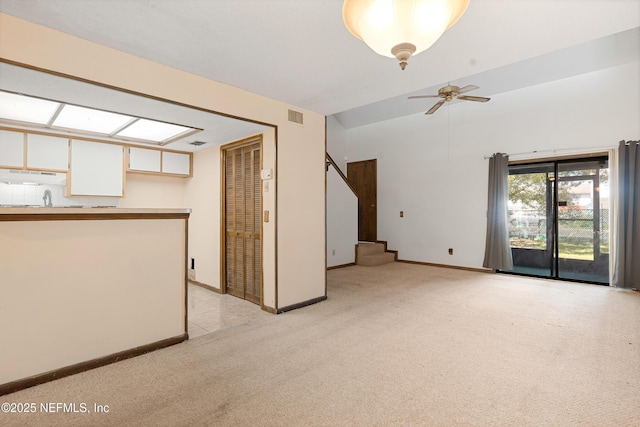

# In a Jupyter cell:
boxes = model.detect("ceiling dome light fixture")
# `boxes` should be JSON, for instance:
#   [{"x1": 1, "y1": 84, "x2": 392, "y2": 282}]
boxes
[{"x1": 342, "y1": 0, "x2": 470, "y2": 70}]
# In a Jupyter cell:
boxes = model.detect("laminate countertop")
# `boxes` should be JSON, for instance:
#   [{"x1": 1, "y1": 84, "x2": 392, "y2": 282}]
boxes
[{"x1": 0, "y1": 207, "x2": 191, "y2": 221}]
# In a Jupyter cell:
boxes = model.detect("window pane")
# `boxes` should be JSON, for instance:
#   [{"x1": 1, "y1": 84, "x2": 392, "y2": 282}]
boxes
[{"x1": 508, "y1": 172, "x2": 548, "y2": 250}]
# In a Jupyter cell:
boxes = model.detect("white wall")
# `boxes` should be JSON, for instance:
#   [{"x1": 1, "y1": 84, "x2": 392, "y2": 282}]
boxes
[
  {"x1": 326, "y1": 165, "x2": 358, "y2": 267},
  {"x1": 327, "y1": 116, "x2": 348, "y2": 173},
  {"x1": 183, "y1": 145, "x2": 221, "y2": 291},
  {"x1": 120, "y1": 174, "x2": 187, "y2": 208},
  {"x1": 345, "y1": 62, "x2": 640, "y2": 269},
  {"x1": 326, "y1": 115, "x2": 358, "y2": 268},
  {"x1": 260, "y1": 130, "x2": 277, "y2": 308},
  {"x1": 276, "y1": 119, "x2": 326, "y2": 308}
]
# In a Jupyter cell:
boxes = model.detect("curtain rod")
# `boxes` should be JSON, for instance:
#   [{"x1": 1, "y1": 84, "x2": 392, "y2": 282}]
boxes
[{"x1": 483, "y1": 144, "x2": 619, "y2": 160}]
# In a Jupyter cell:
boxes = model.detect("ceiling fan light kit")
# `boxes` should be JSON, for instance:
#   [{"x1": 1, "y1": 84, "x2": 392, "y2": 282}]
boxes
[{"x1": 342, "y1": 0, "x2": 470, "y2": 70}]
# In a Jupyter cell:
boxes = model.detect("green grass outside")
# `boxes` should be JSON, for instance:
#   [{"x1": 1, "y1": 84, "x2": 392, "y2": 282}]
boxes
[{"x1": 510, "y1": 238, "x2": 609, "y2": 261}]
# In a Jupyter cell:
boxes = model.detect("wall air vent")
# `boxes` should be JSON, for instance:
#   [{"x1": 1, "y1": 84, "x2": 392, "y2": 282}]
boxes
[
  {"x1": 189, "y1": 141, "x2": 207, "y2": 146},
  {"x1": 288, "y1": 109, "x2": 304, "y2": 125}
]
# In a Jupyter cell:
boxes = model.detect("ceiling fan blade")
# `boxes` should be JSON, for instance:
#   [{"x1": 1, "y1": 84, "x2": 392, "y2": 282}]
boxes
[
  {"x1": 408, "y1": 95, "x2": 440, "y2": 99},
  {"x1": 457, "y1": 85, "x2": 479, "y2": 94},
  {"x1": 458, "y1": 95, "x2": 491, "y2": 102},
  {"x1": 425, "y1": 100, "x2": 446, "y2": 115}
]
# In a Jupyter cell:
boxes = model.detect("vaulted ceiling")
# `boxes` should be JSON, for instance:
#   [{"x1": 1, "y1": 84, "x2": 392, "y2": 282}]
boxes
[{"x1": 1, "y1": 1, "x2": 639, "y2": 138}]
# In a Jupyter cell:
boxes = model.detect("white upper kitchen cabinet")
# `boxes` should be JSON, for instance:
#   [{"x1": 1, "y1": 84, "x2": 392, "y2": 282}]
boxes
[
  {"x1": 0, "y1": 129, "x2": 25, "y2": 168},
  {"x1": 26, "y1": 134, "x2": 69, "y2": 171},
  {"x1": 162, "y1": 151, "x2": 191, "y2": 176},
  {"x1": 128, "y1": 146, "x2": 161, "y2": 173},
  {"x1": 69, "y1": 140, "x2": 124, "y2": 197}
]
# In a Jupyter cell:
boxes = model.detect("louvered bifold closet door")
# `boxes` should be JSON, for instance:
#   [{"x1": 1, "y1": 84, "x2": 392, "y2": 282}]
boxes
[
  {"x1": 243, "y1": 145, "x2": 261, "y2": 303},
  {"x1": 224, "y1": 141, "x2": 262, "y2": 303},
  {"x1": 252, "y1": 149, "x2": 262, "y2": 302},
  {"x1": 226, "y1": 148, "x2": 244, "y2": 298}
]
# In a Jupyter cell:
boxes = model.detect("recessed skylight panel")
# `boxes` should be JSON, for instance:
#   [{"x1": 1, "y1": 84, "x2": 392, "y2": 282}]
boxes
[
  {"x1": 53, "y1": 104, "x2": 134, "y2": 134},
  {"x1": 0, "y1": 90, "x2": 197, "y2": 145},
  {"x1": 116, "y1": 119, "x2": 192, "y2": 142},
  {"x1": 0, "y1": 91, "x2": 60, "y2": 124}
]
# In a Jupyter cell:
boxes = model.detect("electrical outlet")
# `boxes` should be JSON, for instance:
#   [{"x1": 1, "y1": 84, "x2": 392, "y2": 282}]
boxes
[
  {"x1": 188, "y1": 270, "x2": 196, "y2": 281},
  {"x1": 448, "y1": 248, "x2": 453, "y2": 255},
  {"x1": 332, "y1": 249, "x2": 335, "y2": 256}
]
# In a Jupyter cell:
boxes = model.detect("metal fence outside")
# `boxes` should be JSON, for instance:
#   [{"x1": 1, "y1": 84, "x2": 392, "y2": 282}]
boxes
[{"x1": 509, "y1": 208, "x2": 609, "y2": 254}]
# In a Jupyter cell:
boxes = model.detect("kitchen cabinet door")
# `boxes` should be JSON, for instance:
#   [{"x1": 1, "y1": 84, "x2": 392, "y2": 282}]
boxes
[
  {"x1": 129, "y1": 147, "x2": 161, "y2": 173},
  {"x1": 162, "y1": 151, "x2": 191, "y2": 176},
  {"x1": 0, "y1": 130, "x2": 25, "y2": 168},
  {"x1": 27, "y1": 134, "x2": 69, "y2": 171},
  {"x1": 69, "y1": 140, "x2": 124, "y2": 197}
]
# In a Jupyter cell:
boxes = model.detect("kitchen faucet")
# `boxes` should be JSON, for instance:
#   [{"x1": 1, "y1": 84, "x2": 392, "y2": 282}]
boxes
[{"x1": 42, "y1": 189, "x2": 53, "y2": 207}]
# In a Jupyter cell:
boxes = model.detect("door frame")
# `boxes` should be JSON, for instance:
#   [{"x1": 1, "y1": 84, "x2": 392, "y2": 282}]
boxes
[
  {"x1": 505, "y1": 155, "x2": 609, "y2": 285},
  {"x1": 220, "y1": 134, "x2": 264, "y2": 303},
  {"x1": 554, "y1": 159, "x2": 607, "y2": 282}
]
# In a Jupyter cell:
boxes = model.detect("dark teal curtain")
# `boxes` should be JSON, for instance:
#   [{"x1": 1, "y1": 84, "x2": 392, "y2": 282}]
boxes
[
  {"x1": 614, "y1": 140, "x2": 640, "y2": 288},
  {"x1": 483, "y1": 153, "x2": 513, "y2": 270}
]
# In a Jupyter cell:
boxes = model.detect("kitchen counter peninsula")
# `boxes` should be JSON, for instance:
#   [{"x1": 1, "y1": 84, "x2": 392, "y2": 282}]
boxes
[
  {"x1": 0, "y1": 206, "x2": 190, "y2": 220},
  {"x1": 0, "y1": 207, "x2": 190, "y2": 395}
]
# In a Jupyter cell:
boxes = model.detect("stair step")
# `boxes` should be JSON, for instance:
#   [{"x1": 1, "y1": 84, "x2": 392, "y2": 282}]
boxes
[
  {"x1": 357, "y1": 252, "x2": 396, "y2": 267},
  {"x1": 357, "y1": 242, "x2": 386, "y2": 256},
  {"x1": 355, "y1": 241, "x2": 397, "y2": 266}
]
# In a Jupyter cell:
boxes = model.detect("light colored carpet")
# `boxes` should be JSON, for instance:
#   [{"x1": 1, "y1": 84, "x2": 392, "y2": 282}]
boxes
[{"x1": 2, "y1": 263, "x2": 639, "y2": 426}]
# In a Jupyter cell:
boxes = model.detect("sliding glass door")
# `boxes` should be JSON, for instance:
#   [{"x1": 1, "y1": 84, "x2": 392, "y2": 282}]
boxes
[{"x1": 503, "y1": 157, "x2": 609, "y2": 285}]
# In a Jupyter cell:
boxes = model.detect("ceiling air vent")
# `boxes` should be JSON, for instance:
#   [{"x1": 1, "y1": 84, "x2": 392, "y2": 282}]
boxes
[
  {"x1": 189, "y1": 141, "x2": 207, "y2": 146},
  {"x1": 288, "y1": 109, "x2": 304, "y2": 125}
]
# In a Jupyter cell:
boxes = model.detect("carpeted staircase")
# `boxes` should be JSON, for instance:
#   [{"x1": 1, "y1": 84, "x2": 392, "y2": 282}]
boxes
[{"x1": 356, "y1": 241, "x2": 397, "y2": 266}]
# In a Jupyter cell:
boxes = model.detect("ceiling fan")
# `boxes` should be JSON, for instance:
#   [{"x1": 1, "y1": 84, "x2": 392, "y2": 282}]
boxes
[{"x1": 408, "y1": 83, "x2": 490, "y2": 115}]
